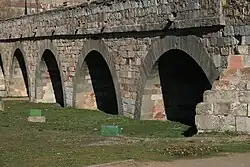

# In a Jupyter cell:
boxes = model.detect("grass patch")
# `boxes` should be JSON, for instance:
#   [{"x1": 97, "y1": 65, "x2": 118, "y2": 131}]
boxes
[
  {"x1": 1, "y1": 100, "x2": 189, "y2": 138},
  {"x1": 0, "y1": 100, "x2": 250, "y2": 167}
]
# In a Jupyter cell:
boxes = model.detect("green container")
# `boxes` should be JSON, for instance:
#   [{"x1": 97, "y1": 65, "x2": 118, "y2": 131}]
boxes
[
  {"x1": 101, "y1": 125, "x2": 121, "y2": 136},
  {"x1": 29, "y1": 109, "x2": 42, "y2": 117}
]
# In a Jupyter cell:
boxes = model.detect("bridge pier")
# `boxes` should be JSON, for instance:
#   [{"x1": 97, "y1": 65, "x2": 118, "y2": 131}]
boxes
[{"x1": 196, "y1": 54, "x2": 250, "y2": 134}]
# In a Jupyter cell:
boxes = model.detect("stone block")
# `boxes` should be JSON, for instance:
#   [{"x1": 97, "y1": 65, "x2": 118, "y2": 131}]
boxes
[
  {"x1": 235, "y1": 45, "x2": 248, "y2": 55},
  {"x1": 240, "y1": 68, "x2": 250, "y2": 80},
  {"x1": 220, "y1": 69, "x2": 241, "y2": 84},
  {"x1": 211, "y1": 80, "x2": 245, "y2": 90},
  {"x1": 247, "y1": 81, "x2": 250, "y2": 90},
  {"x1": 151, "y1": 94, "x2": 163, "y2": 100},
  {"x1": 213, "y1": 103, "x2": 231, "y2": 115},
  {"x1": 244, "y1": 55, "x2": 250, "y2": 67},
  {"x1": 212, "y1": 80, "x2": 229, "y2": 90},
  {"x1": 238, "y1": 91, "x2": 250, "y2": 103},
  {"x1": 203, "y1": 90, "x2": 238, "y2": 103},
  {"x1": 196, "y1": 102, "x2": 213, "y2": 115},
  {"x1": 211, "y1": 54, "x2": 221, "y2": 68},
  {"x1": 230, "y1": 103, "x2": 248, "y2": 116},
  {"x1": 217, "y1": 37, "x2": 238, "y2": 47},
  {"x1": 220, "y1": 47, "x2": 230, "y2": 56},
  {"x1": 218, "y1": 115, "x2": 236, "y2": 132},
  {"x1": 247, "y1": 105, "x2": 250, "y2": 117},
  {"x1": 242, "y1": 36, "x2": 250, "y2": 45},
  {"x1": 236, "y1": 116, "x2": 250, "y2": 133},
  {"x1": 223, "y1": 26, "x2": 234, "y2": 36},
  {"x1": 27, "y1": 116, "x2": 46, "y2": 123},
  {"x1": 195, "y1": 115, "x2": 220, "y2": 130},
  {"x1": 227, "y1": 55, "x2": 244, "y2": 70}
]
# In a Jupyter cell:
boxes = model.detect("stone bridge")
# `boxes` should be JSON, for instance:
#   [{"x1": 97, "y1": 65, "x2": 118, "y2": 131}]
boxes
[{"x1": 0, "y1": 0, "x2": 250, "y2": 133}]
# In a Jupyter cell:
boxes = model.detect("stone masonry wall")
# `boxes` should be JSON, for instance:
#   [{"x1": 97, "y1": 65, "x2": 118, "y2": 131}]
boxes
[
  {"x1": 2, "y1": 0, "x2": 250, "y2": 127},
  {"x1": 196, "y1": 56, "x2": 250, "y2": 133},
  {"x1": 195, "y1": 0, "x2": 250, "y2": 134},
  {"x1": 0, "y1": 38, "x2": 153, "y2": 117},
  {"x1": 0, "y1": 0, "x2": 223, "y2": 40}
]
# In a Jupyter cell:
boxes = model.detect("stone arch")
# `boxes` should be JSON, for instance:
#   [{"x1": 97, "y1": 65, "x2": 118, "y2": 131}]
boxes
[
  {"x1": 9, "y1": 43, "x2": 31, "y2": 98},
  {"x1": 35, "y1": 40, "x2": 66, "y2": 107},
  {"x1": 73, "y1": 39, "x2": 122, "y2": 115},
  {"x1": 135, "y1": 35, "x2": 219, "y2": 126}
]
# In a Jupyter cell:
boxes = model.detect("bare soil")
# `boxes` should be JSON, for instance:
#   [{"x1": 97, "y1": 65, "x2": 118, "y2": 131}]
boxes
[{"x1": 97, "y1": 153, "x2": 250, "y2": 167}]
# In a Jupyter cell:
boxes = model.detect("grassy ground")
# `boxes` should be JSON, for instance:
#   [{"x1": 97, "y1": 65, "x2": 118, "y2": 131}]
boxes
[{"x1": 0, "y1": 101, "x2": 250, "y2": 167}]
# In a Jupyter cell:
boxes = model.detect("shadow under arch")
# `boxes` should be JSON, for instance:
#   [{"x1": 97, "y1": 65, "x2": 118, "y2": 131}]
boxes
[
  {"x1": 135, "y1": 35, "x2": 219, "y2": 128},
  {"x1": 73, "y1": 40, "x2": 122, "y2": 115},
  {"x1": 9, "y1": 48, "x2": 30, "y2": 98},
  {"x1": 35, "y1": 49, "x2": 64, "y2": 107}
]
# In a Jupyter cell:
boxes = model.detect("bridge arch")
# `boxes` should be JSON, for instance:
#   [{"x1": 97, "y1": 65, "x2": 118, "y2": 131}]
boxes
[
  {"x1": 135, "y1": 35, "x2": 219, "y2": 126},
  {"x1": 73, "y1": 40, "x2": 122, "y2": 115},
  {"x1": 35, "y1": 40, "x2": 66, "y2": 107},
  {"x1": 9, "y1": 43, "x2": 31, "y2": 98}
]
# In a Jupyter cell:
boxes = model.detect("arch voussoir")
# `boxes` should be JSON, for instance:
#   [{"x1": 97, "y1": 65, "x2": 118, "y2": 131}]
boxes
[
  {"x1": 134, "y1": 35, "x2": 220, "y2": 120},
  {"x1": 34, "y1": 40, "x2": 66, "y2": 106},
  {"x1": 73, "y1": 39, "x2": 123, "y2": 115},
  {"x1": 8, "y1": 42, "x2": 31, "y2": 99}
]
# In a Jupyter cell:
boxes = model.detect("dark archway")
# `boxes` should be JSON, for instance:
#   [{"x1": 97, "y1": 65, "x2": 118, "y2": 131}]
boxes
[
  {"x1": 158, "y1": 49, "x2": 212, "y2": 126},
  {"x1": 9, "y1": 49, "x2": 29, "y2": 97},
  {"x1": 136, "y1": 35, "x2": 219, "y2": 128},
  {"x1": 75, "y1": 50, "x2": 118, "y2": 115},
  {"x1": 35, "y1": 49, "x2": 64, "y2": 106},
  {"x1": 140, "y1": 49, "x2": 212, "y2": 126}
]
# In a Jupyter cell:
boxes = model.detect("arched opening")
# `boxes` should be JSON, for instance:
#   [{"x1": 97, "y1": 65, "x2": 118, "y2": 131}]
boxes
[
  {"x1": 140, "y1": 49, "x2": 212, "y2": 126},
  {"x1": 75, "y1": 51, "x2": 118, "y2": 115},
  {"x1": 9, "y1": 49, "x2": 29, "y2": 97},
  {"x1": 35, "y1": 49, "x2": 64, "y2": 106},
  {"x1": 0, "y1": 54, "x2": 5, "y2": 96}
]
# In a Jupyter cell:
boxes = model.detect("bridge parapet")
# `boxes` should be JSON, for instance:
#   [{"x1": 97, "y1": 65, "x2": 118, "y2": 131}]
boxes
[{"x1": 0, "y1": 0, "x2": 224, "y2": 40}]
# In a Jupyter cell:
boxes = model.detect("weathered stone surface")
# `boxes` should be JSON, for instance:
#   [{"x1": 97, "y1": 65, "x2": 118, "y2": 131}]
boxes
[
  {"x1": 196, "y1": 102, "x2": 213, "y2": 115},
  {"x1": 195, "y1": 115, "x2": 220, "y2": 131},
  {"x1": 247, "y1": 81, "x2": 250, "y2": 90},
  {"x1": 235, "y1": 45, "x2": 248, "y2": 55},
  {"x1": 220, "y1": 69, "x2": 241, "y2": 84},
  {"x1": 212, "y1": 80, "x2": 246, "y2": 90},
  {"x1": 240, "y1": 68, "x2": 250, "y2": 80},
  {"x1": 0, "y1": 0, "x2": 224, "y2": 40},
  {"x1": 247, "y1": 104, "x2": 250, "y2": 117},
  {"x1": 212, "y1": 54, "x2": 221, "y2": 68},
  {"x1": 213, "y1": 103, "x2": 231, "y2": 115},
  {"x1": 230, "y1": 103, "x2": 248, "y2": 116},
  {"x1": 218, "y1": 115, "x2": 236, "y2": 132},
  {"x1": 227, "y1": 55, "x2": 244, "y2": 70},
  {"x1": 238, "y1": 91, "x2": 250, "y2": 103},
  {"x1": 244, "y1": 55, "x2": 250, "y2": 67},
  {"x1": 203, "y1": 90, "x2": 238, "y2": 103},
  {"x1": 27, "y1": 116, "x2": 46, "y2": 123},
  {"x1": 236, "y1": 116, "x2": 250, "y2": 133}
]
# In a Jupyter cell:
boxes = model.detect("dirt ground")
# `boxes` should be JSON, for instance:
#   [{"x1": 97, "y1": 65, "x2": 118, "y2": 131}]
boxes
[{"x1": 89, "y1": 153, "x2": 250, "y2": 167}]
